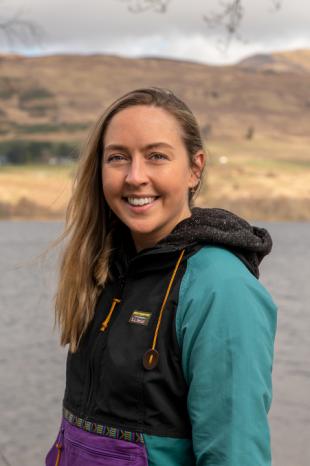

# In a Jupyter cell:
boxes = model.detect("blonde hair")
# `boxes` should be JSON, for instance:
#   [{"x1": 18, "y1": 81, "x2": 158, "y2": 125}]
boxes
[{"x1": 54, "y1": 87, "x2": 205, "y2": 352}]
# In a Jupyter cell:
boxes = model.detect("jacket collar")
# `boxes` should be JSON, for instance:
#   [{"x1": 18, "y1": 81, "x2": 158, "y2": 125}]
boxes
[{"x1": 111, "y1": 207, "x2": 273, "y2": 279}]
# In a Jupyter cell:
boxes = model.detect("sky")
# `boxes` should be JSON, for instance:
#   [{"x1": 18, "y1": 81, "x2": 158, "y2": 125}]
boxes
[{"x1": 0, "y1": 0, "x2": 309, "y2": 65}]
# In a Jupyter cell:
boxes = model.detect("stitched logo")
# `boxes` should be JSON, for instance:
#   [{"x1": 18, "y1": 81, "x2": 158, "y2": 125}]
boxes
[{"x1": 129, "y1": 311, "x2": 152, "y2": 326}]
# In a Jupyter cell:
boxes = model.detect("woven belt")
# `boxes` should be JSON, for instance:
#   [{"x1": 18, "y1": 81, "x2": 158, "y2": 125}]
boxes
[{"x1": 63, "y1": 407, "x2": 144, "y2": 444}]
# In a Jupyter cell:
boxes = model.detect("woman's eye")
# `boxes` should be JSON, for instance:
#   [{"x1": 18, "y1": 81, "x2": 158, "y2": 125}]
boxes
[
  {"x1": 149, "y1": 152, "x2": 167, "y2": 160},
  {"x1": 106, "y1": 154, "x2": 126, "y2": 162}
]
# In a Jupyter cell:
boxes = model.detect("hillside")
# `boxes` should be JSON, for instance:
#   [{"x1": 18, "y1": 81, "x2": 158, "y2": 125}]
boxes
[
  {"x1": 0, "y1": 50, "x2": 310, "y2": 220},
  {"x1": 239, "y1": 48, "x2": 310, "y2": 74},
  {"x1": 0, "y1": 49, "x2": 309, "y2": 146}
]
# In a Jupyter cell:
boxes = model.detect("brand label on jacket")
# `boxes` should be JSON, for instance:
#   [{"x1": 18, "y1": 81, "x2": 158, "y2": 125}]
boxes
[{"x1": 129, "y1": 310, "x2": 152, "y2": 326}]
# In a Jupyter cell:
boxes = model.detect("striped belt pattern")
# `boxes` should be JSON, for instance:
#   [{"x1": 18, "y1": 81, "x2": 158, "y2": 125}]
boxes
[{"x1": 63, "y1": 407, "x2": 145, "y2": 444}]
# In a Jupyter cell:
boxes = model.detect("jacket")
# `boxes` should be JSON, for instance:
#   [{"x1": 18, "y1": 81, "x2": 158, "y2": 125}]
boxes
[{"x1": 62, "y1": 207, "x2": 278, "y2": 466}]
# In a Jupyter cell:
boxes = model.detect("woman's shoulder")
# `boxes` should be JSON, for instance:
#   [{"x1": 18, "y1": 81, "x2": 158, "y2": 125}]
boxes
[
  {"x1": 178, "y1": 244, "x2": 277, "y2": 323},
  {"x1": 176, "y1": 244, "x2": 278, "y2": 352},
  {"x1": 185, "y1": 244, "x2": 255, "y2": 286}
]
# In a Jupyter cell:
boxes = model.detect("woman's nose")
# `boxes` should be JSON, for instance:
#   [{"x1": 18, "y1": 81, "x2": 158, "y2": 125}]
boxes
[{"x1": 125, "y1": 158, "x2": 148, "y2": 186}]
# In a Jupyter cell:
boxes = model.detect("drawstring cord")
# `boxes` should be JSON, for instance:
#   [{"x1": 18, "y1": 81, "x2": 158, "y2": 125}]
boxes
[
  {"x1": 54, "y1": 443, "x2": 62, "y2": 466},
  {"x1": 54, "y1": 426, "x2": 64, "y2": 466},
  {"x1": 143, "y1": 248, "x2": 185, "y2": 370},
  {"x1": 100, "y1": 298, "x2": 121, "y2": 331}
]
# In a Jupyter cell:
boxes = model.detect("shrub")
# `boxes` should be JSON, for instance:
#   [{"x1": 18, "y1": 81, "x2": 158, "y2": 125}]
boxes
[
  {"x1": 0, "y1": 140, "x2": 78, "y2": 164},
  {"x1": 0, "y1": 77, "x2": 16, "y2": 100},
  {"x1": 14, "y1": 122, "x2": 88, "y2": 134},
  {"x1": 19, "y1": 87, "x2": 54, "y2": 102}
]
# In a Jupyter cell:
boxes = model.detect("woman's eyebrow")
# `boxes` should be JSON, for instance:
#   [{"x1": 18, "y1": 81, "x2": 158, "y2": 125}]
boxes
[
  {"x1": 104, "y1": 142, "x2": 174, "y2": 152},
  {"x1": 104, "y1": 144, "x2": 128, "y2": 153},
  {"x1": 142, "y1": 142, "x2": 174, "y2": 150}
]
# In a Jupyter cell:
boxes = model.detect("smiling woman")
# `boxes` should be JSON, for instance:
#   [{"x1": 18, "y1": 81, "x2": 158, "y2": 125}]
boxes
[
  {"x1": 102, "y1": 105, "x2": 204, "y2": 251},
  {"x1": 46, "y1": 87, "x2": 277, "y2": 466}
]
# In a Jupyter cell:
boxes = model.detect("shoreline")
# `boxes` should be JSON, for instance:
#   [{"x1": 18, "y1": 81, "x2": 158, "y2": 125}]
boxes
[{"x1": 1, "y1": 196, "x2": 310, "y2": 222}]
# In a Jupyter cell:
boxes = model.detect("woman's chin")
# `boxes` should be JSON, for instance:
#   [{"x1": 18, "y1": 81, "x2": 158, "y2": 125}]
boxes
[
  {"x1": 128, "y1": 223, "x2": 163, "y2": 248},
  {"x1": 129, "y1": 225, "x2": 157, "y2": 237}
]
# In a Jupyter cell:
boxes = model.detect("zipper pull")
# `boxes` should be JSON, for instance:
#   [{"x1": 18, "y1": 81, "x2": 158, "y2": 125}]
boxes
[{"x1": 100, "y1": 298, "x2": 121, "y2": 332}]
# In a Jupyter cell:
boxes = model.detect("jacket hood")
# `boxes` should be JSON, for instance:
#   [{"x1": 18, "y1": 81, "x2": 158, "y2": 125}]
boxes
[
  {"x1": 157, "y1": 207, "x2": 273, "y2": 279},
  {"x1": 112, "y1": 207, "x2": 273, "y2": 280}
]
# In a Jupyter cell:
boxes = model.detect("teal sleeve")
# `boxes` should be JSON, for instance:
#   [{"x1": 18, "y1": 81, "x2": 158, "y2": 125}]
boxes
[{"x1": 176, "y1": 248, "x2": 278, "y2": 466}]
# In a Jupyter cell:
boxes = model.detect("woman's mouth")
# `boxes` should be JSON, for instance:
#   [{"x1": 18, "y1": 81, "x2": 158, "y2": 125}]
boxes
[{"x1": 122, "y1": 196, "x2": 160, "y2": 211}]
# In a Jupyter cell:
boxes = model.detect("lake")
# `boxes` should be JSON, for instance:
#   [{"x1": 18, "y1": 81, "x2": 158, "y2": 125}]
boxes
[{"x1": 0, "y1": 220, "x2": 309, "y2": 466}]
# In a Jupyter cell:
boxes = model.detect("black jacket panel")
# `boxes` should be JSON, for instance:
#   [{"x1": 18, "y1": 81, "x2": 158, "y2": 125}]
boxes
[{"x1": 63, "y1": 247, "x2": 195, "y2": 437}]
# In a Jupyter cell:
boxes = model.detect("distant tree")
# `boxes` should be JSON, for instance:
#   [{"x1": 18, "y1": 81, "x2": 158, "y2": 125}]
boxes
[
  {"x1": 0, "y1": 0, "x2": 43, "y2": 48},
  {"x1": 245, "y1": 125, "x2": 255, "y2": 140},
  {"x1": 119, "y1": 0, "x2": 283, "y2": 48},
  {"x1": 202, "y1": 124, "x2": 212, "y2": 138}
]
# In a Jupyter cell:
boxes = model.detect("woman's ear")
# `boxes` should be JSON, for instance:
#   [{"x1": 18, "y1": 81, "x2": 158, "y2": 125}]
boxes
[{"x1": 189, "y1": 151, "x2": 206, "y2": 188}]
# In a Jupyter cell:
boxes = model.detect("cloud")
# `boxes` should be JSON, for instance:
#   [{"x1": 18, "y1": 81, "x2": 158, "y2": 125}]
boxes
[{"x1": 1, "y1": 0, "x2": 310, "y2": 64}]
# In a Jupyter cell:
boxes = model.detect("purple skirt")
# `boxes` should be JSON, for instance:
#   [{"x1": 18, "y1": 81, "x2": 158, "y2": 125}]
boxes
[{"x1": 45, "y1": 418, "x2": 148, "y2": 466}]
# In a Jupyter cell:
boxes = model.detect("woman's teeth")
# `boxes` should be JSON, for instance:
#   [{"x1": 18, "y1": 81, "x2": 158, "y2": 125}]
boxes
[{"x1": 127, "y1": 197, "x2": 157, "y2": 206}]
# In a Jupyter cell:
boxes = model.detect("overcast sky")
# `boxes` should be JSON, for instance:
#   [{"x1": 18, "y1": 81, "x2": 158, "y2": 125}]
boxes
[{"x1": 1, "y1": 0, "x2": 310, "y2": 64}]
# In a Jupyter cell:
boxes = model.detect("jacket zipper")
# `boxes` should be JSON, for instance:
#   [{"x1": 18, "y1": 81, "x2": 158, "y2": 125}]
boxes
[
  {"x1": 81, "y1": 276, "x2": 126, "y2": 418},
  {"x1": 81, "y1": 330, "x2": 107, "y2": 418}
]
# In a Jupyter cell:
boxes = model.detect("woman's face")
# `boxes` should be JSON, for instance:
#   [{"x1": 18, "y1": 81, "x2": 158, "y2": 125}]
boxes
[{"x1": 101, "y1": 105, "x2": 204, "y2": 252}]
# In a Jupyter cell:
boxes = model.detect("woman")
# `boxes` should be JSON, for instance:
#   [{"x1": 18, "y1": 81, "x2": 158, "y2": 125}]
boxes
[{"x1": 46, "y1": 87, "x2": 277, "y2": 466}]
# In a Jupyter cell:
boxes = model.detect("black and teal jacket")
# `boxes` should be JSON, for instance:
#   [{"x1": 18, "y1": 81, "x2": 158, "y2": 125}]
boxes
[{"x1": 63, "y1": 207, "x2": 277, "y2": 466}]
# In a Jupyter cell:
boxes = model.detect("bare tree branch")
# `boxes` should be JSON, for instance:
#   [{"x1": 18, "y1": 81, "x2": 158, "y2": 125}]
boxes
[
  {"x1": 119, "y1": 0, "x2": 284, "y2": 49},
  {"x1": 203, "y1": 0, "x2": 283, "y2": 50},
  {"x1": 203, "y1": 0, "x2": 245, "y2": 49},
  {"x1": 0, "y1": 448, "x2": 11, "y2": 466},
  {"x1": 0, "y1": 1, "x2": 44, "y2": 49},
  {"x1": 270, "y1": 0, "x2": 283, "y2": 11},
  {"x1": 118, "y1": 0, "x2": 171, "y2": 14}
]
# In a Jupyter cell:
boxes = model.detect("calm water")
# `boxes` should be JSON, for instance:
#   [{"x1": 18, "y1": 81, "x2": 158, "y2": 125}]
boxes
[{"x1": 0, "y1": 221, "x2": 309, "y2": 466}]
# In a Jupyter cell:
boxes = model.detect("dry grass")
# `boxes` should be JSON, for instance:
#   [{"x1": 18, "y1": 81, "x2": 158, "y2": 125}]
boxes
[
  {"x1": 0, "y1": 165, "x2": 73, "y2": 219},
  {"x1": 195, "y1": 138, "x2": 310, "y2": 220},
  {"x1": 1, "y1": 137, "x2": 309, "y2": 221}
]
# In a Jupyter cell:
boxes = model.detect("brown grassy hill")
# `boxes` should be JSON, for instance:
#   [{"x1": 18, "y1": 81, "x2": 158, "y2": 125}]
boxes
[
  {"x1": 239, "y1": 48, "x2": 310, "y2": 74},
  {"x1": 0, "y1": 50, "x2": 309, "y2": 145},
  {"x1": 1, "y1": 51, "x2": 310, "y2": 220}
]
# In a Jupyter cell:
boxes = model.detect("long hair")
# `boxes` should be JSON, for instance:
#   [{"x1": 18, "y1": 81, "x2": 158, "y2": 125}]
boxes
[{"x1": 54, "y1": 87, "x2": 205, "y2": 352}]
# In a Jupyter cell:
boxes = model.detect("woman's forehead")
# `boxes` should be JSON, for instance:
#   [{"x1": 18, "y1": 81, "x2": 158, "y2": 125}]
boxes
[{"x1": 103, "y1": 105, "x2": 183, "y2": 145}]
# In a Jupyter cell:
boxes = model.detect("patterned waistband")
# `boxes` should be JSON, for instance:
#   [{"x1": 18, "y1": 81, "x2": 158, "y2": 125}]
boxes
[{"x1": 62, "y1": 407, "x2": 144, "y2": 444}]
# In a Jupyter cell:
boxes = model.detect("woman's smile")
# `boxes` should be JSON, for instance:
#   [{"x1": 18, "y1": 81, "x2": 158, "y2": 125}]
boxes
[
  {"x1": 124, "y1": 195, "x2": 160, "y2": 208},
  {"x1": 124, "y1": 198, "x2": 160, "y2": 215}
]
